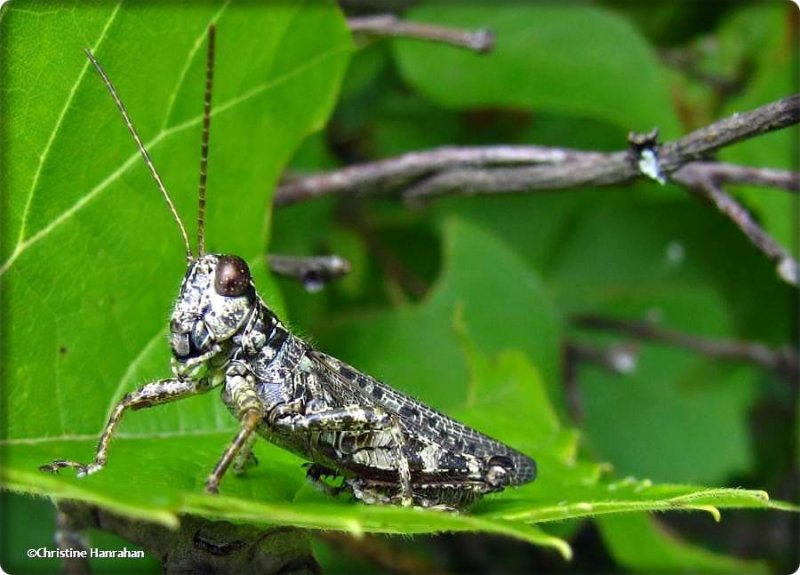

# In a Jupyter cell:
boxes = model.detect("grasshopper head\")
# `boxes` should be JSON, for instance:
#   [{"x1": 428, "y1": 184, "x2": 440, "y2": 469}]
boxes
[{"x1": 169, "y1": 254, "x2": 256, "y2": 368}]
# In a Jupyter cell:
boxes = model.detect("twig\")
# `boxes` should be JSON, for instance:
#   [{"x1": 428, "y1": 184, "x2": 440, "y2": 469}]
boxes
[
  {"x1": 275, "y1": 95, "x2": 799, "y2": 205},
  {"x1": 571, "y1": 314, "x2": 799, "y2": 384},
  {"x1": 276, "y1": 145, "x2": 580, "y2": 206},
  {"x1": 402, "y1": 94, "x2": 800, "y2": 202},
  {"x1": 401, "y1": 154, "x2": 631, "y2": 201},
  {"x1": 672, "y1": 163, "x2": 799, "y2": 285},
  {"x1": 348, "y1": 14, "x2": 494, "y2": 53},
  {"x1": 275, "y1": 95, "x2": 798, "y2": 286},
  {"x1": 267, "y1": 254, "x2": 351, "y2": 293},
  {"x1": 683, "y1": 162, "x2": 799, "y2": 193},
  {"x1": 659, "y1": 95, "x2": 800, "y2": 171}
]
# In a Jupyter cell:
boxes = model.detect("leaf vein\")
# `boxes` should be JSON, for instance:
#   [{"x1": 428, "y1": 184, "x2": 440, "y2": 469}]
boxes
[
  {"x1": 14, "y1": 3, "x2": 122, "y2": 252},
  {"x1": 0, "y1": 428, "x2": 237, "y2": 446}
]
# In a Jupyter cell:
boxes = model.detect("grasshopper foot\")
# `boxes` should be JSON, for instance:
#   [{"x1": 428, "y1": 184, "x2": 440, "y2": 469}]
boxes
[
  {"x1": 39, "y1": 460, "x2": 98, "y2": 478},
  {"x1": 304, "y1": 463, "x2": 347, "y2": 497},
  {"x1": 204, "y1": 477, "x2": 220, "y2": 494}
]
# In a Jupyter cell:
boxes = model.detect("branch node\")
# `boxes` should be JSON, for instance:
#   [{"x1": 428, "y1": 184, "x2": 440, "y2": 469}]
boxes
[{"x1": 628, "y1": 128, "x2": 666, "y2": 185}]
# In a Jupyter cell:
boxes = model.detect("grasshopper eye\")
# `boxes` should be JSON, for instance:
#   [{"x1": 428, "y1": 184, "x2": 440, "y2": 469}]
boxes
[{"x1": 214, "y1": 255, "x2": 251, "y2": 297}]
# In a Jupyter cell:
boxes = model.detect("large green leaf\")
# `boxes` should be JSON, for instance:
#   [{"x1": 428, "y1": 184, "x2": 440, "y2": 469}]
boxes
[{"x1": 0, "y1": 0, "x2": 350, "y2": 515}]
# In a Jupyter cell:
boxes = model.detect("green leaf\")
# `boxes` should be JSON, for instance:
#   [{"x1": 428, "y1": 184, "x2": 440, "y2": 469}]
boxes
[{"x1": 393, "y1": 5, "x2": 680, "y2": 136}]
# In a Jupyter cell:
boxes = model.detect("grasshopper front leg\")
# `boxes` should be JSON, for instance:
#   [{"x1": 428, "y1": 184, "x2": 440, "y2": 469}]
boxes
[{"x1": 40, "y1": 378, "x2": 212, "y2": 477}]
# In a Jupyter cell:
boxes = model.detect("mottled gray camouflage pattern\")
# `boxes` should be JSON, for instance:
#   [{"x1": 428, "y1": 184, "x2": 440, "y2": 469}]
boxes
[
  {"x1": 43, "y1": 252, "x2": 536, "y2": 510},
  {"x1": 171, "y1": 254, "x2": 537, "y2": 508}
]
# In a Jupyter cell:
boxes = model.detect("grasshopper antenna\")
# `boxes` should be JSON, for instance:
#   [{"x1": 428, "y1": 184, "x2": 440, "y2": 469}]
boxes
[
  {"x1": 84, "y1": 48, "x2": 193, "y2": 261},
  {"x1": 196, "y1": 25, "x2": 216, "y2": 257}
]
